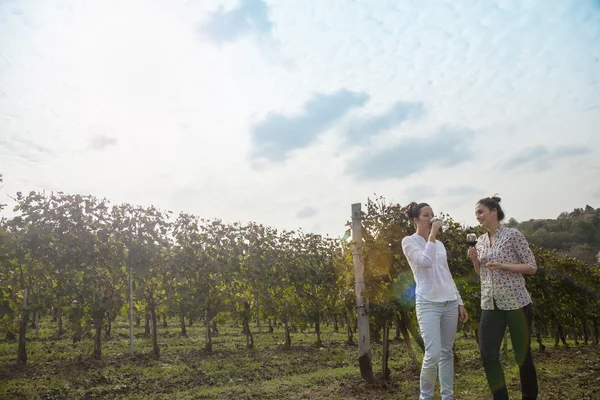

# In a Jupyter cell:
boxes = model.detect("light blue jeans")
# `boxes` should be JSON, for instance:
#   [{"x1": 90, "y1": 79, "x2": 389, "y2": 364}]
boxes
[{"x1": 415, "y1": 298, "x2": 459, "y2": 400}]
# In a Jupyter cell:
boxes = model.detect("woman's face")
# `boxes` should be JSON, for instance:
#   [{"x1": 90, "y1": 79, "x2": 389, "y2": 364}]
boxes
[
  {"x1": 475, "y1": 203, "x2": 497, "y2": 228},
  {"x1": 414, "y1": 206, "x2": 434, "y2": 231}
]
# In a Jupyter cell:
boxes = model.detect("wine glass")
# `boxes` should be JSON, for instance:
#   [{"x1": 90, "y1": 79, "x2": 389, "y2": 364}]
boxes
[
  {"x1": 466, "y1": 233, "x2": 477, "y2": 247},
  {"x1": 430, "y1": 217, "x2": 450, "y2": 232}
]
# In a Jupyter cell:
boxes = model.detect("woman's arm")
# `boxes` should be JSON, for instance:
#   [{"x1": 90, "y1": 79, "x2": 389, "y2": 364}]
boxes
[
  {"x1": 487, "y1": 229, "x2": 537, "y2": 275},
  {"x1": 511, "y1": 229, "x2": 537, "y2": 274},
  {"x1": 402, "y1": 236, "x2": 437, "y2": 268},
  {"x1": 467, "y1": 246, "x2": 481, "y2": 275},
  {"x1": 486, "y1": 262, "x2": 536, "y2": 274}
]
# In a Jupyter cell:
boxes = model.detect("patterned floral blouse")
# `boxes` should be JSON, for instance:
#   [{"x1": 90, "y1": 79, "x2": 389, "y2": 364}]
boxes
[{"x1": 476, "y1": 226, "x2": 537, "y2": 310}]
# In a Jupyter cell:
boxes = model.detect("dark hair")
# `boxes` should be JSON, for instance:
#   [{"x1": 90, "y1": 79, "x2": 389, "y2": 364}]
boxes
[
  {"x1": 477, "y1": 196, "x2": 505, "y2": 221},
  {"x1": 405, "y1": 202, "x2": 430, "y2": 220}
]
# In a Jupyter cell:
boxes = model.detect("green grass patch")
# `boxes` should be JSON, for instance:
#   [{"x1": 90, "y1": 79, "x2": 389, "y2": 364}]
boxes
[{"x1": 0, "y1": 318, "x2": 598, "y2": 399}]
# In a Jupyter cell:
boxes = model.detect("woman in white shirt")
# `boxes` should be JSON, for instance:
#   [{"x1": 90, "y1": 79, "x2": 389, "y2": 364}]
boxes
[{"x1": 401, "y1": 202, "x2": 468, "y2": 400}]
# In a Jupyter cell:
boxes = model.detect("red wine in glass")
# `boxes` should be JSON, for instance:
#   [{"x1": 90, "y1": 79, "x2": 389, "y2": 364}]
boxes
[{"x1": 467, "y1": 233, "x2": 477, "y2": 247}]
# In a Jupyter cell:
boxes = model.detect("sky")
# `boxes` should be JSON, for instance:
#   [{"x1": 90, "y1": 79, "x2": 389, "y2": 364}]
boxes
[{"x1": 1, "y1": 0, "x2": 599, "y2": 237}]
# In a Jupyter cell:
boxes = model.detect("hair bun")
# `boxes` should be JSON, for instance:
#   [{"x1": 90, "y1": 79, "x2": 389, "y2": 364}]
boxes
[
  {"x1": 491, "y1": 196, "x2": 501, "y2": 203},
  {"x1": 404, "y1": 202, "x2": 417, "y2": 219}
]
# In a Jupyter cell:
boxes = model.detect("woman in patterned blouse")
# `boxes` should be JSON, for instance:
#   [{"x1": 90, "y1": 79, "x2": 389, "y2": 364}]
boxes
[{"x1": 467, "y1": 196, "x2": 539, "y2": 400}]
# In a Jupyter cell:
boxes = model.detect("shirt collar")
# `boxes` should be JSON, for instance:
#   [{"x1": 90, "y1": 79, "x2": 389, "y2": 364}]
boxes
[{"x1": 489, "y1": 225, "x2": 505, "y2": 234}]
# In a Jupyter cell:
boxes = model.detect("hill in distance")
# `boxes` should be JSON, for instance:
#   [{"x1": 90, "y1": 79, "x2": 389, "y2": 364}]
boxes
[{"x1": 504, "y1": 205, "x2": 600, "y2": 265}]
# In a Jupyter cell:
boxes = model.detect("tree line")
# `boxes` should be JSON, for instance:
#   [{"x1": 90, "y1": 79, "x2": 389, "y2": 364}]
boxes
[
  {"x1": 506, "y1": 205, "x2": 600, "y2": 265},
  {"x1": 1, "y1": 183, "x2": 599, "y2": 372}
]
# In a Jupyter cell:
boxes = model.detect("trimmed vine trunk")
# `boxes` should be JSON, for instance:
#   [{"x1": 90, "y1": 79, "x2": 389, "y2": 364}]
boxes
[
  {"x1": 382, "y1": 320, "x2": 390, "y2": 381},
  {"x1": 257, "y1": 305, "x2": 261, "y2": 333},
  {"x1": 92, "y1": 309, "x2": 105, "y2": 360},
  {"x1": 243, "y1": 302, "x2": 254, "y2": 349},
  {"x1": 401, "y1": 310, "x2": 424, "y2": 351},
  {"x1": 284, "y1": 320, "x2": 291, "y2": 348},
  {"x1": 372, "y1": 324, "x2": 382, "y2": 344},
  {"x1": 572, "y1": 315, "x2": 579, "y2": 345},
  {"x1": 315, "y1": 313, "x2": 322, "y2": 347},
  {"x1": 333, "y1": 315, "x2": 339, "y2": 333},
  {"x1": 106, "y1": 319, "x2": 112, "y2": 338},
  {"x1": 205, "y1": 307, "x2": 213, "y2": 352},
  {"x1": 559, "y1": 324, "x2": 568, "y2": 347},
  {"x1": 17, "y1": 290, "x2": 29, "y2": 365},
  {"x1": 30, "y1": 311, "x2": 37, "y2": 329},
  {"x1": 583, "y1": 319, "x2": 589, "y2": 345},
  {"x1": 346, "y1": 312, "x2": 354, "y2": 345},
  {"x1": 180, "y1": 312, "x2": 187, "y2": 336},
  {"x1": 535, "y1": 320, "x2": 545, "y2": 352},
  {"x1": 453, "y1": 342, "x2": 459, "y2": 364},
  {"x1": 163, "y1": 314, "x2": 168, "y2": 328},
  {"x1": 268, "y1": 319, "x2": 274, "y2": 333},
  {"x1": 71, "y1": 308, "x2": 83, "y2": 343},
  {"x1": 35, "y1": 312, "x2": 40, "y2": 339},
  {"x1": 149, "y1": 300, "x2": 160, "y2": 360},
  {"x1": 536, "y1": 331, "x2": 545, "y2": 352},
  {"x1": 57, "y1": 299, "x2": 64, "y2": 337},
  {"x1": 398, "y1": 312, "x2": 419, "y2": 368},
  {"x1": 104, "y1": 311, "x2": 113, "y2": 338},
  {"x1": 145, "y1": 314, "x2": 150, "y2": 335},
  {"x1": 593, "y1": 318, "x2": 599, "y2": 345}
]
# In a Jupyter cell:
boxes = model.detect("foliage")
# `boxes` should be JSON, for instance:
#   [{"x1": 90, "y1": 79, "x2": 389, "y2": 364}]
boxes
[
  {"x1": 0, "y1": 177, "x2": 598, "y2": 373},
  {"x1": 510, "y1": 205, "x2": 600, "y2": 265}
]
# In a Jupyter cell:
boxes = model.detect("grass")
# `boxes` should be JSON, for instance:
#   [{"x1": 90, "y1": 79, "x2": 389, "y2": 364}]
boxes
[{"x1": 0, "y1": 318, "x2": 599, "y2": 399}]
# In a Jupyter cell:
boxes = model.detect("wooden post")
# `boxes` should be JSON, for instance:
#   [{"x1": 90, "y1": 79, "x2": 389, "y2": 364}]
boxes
[{"x1": 351, "y1": 203, "x2": 373, "y2": 382}]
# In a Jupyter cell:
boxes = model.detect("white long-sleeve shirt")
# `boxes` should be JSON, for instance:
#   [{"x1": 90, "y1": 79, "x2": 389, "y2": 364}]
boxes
[{"x1": 401, "y1": 233, "x2": 463, "y2": 305}]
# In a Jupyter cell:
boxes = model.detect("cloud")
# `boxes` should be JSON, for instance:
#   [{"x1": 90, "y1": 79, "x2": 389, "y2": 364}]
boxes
[
  {"x1": 89, "y1": 135, "x2": 118, "y2": 150},
  {"x1": 0, "y1": 135, "x2": 53, "y2": 165},
  {"x1": 505, "y1": 146, "x2": 548, "y2": 168},
  {"x1": 504, "y1": 145, "x2": 591, "y2": 171},
  {"x1": 348, "y1": 127, "x2": 475, "y2": 181},
  {"x1": 202, "y1": 0, "x2": 273, "y2": 43},
  {"x1": 345, "y1": 101, "x2": 425, "y2": 144},
  {"x1": 446, "y1": 185, "x2": 481, "y2": 197},
  {"x1": 1, "y1": 0, "x2": 599, "y2": 239},
  {"x1": 296, "y1": 206, "x2": 317, "y2": 219},
  {"x1": 405, "y1": 185, "x2": 435, "y2": 201},
  {"x1": 552, "y1": 146, "x2": 590, "y2": 158},
  {"x1": 11, "y1": 137, "x2": 53, "y2": 155},
  {"x1": 251, "y1": 89, "x2": 369, "y2": 162}
]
